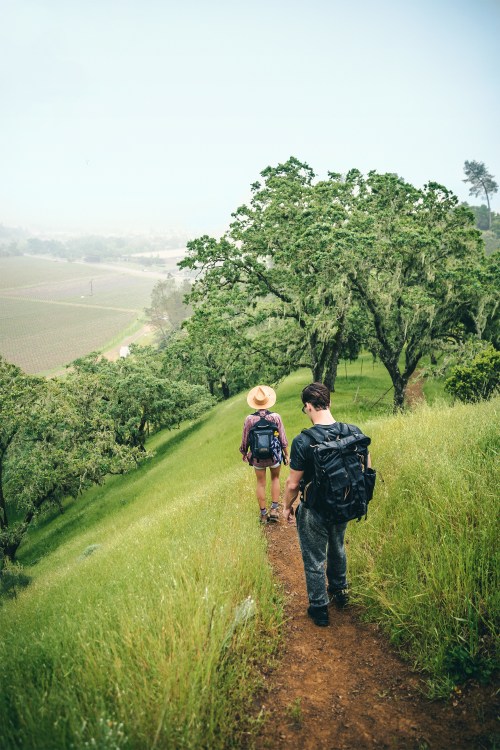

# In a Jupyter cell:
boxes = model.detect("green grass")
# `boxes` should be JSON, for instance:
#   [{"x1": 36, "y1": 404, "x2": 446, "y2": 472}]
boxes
[
  {"x1": 348, "y1": 397, "x2": 499, "y2": 695},
  {"x1": 0, "y1": 360, "x2": 497, "y2": 749},
  {"x1": 421, "y1": 373, "x2": 452, "y2": 406}
]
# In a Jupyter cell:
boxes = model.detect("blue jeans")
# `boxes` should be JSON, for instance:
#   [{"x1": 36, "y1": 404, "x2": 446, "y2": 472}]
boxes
[{"x1": 296, "y1": 502, "x2": 348, "y2": 607}]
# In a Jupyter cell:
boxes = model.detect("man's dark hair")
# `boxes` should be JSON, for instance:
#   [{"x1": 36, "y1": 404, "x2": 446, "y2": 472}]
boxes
[{"x1": 301, "y1": 382, "x2": 331, "y2": 410}]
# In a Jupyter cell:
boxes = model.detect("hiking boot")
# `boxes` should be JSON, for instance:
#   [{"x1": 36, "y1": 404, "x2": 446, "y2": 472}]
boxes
[
  {"x1": 307, "y1": 604, "x2": 329, "y2": 627},
  {"x1": 328, "y1": 587, "x2": 350, "y2": 609},
  {"x1": 268, "y1": 507, "x2": 279, "y2": 523}
]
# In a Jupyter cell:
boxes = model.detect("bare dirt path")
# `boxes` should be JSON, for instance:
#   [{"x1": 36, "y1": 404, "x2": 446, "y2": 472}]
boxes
[
  {"x1": 405, "y1": 371, "x2": 425, "y2": 408},
  {"x1": 252, "y1": 520, "x2": 498, "y2": 750},
  {"x1": 101, "y1": 322, "x2": 154, "y2": 361}
]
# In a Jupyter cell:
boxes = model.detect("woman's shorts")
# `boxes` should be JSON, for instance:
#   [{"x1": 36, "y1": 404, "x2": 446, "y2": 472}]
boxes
[{"x1": 254, "y1": 462, "x2": 280, "y2": 470}]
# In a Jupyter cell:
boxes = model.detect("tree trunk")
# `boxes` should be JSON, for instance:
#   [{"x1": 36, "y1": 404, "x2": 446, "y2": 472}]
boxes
[
  {"x1": 310, "y1": 331, "x2": 327, "y2": 382},
  {"x1": 381, "y1": 360, "x2": 408, "y2": 412},
  {"x1": 220, "y1": 376, "x2": 230, "y2": 400},
  {"x1": 393, "y1": 378, "x2": 406, "y2": 411},
  {"x1": 1, "y1": 493, "x2": 49, "y2": 562},
  {"x1": 322, "y1": 346, "x2": 340, "y2": 392},
  {"x1": 0, "y1": 458, "x2": 7, "y2": 531},
  {"x1": 135, "y1": 413, "x2": 148, "y2": 450},
  {"x1": 2, "y1": 517, "x2": 32, "y2": 562},
  {"x1": 310, "y1": 309, "x2": 347, "y2": 392},
  {"x1": 322, "y1": 309, "x2": 347, "y2": 392},
  {"x1": 486, "y1": 191, "x2": 492, "y2": 229}
]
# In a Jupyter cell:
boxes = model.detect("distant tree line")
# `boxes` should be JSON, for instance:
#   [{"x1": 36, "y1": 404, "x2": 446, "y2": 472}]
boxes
[{"x1": 0, "y1": 229, "x2": 188, "y2": 262}]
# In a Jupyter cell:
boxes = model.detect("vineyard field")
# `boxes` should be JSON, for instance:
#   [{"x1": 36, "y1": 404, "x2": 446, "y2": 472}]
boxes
[
  {"x1": 0, "y1": 297, "x2": 137, "y2": 373},
  {"x1": 0, "y1": 256, "x2": 160, "y2": 373},
  {"x1": 0, "y1": 256, "x2": 110, "y2": 289}
]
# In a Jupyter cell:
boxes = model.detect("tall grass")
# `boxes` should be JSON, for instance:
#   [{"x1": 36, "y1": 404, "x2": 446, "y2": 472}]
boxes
[
  {"x1": 0, "y1": 400, "x2": 282, "y2": 749},
  {"x1": 348, "y1": 397, "x2": 499, "y2": 694}
]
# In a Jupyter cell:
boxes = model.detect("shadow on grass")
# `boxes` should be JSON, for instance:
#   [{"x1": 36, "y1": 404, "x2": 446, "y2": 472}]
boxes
[
  {"x1": 0, "y1": 566, "x2": 32, "y2": 605},
  {"x1": 18, "y1": 417, "x2": 209, "y2": 569}
]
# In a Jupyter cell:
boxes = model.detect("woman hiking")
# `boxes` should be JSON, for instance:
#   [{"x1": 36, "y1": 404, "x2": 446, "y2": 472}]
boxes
[{"x1": 240, "y1": 385, "x2": 289, "y2": 524}]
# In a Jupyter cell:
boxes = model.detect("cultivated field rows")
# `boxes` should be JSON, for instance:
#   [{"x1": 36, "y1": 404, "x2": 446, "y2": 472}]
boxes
[{"x1": 0, "y1": 256, "x2": 159, "y2": 373}]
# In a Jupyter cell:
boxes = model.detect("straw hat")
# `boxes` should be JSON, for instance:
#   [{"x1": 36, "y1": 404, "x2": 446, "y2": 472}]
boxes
[{"x1": 247, "y1": 385, "x2": 276, "y2": 410}]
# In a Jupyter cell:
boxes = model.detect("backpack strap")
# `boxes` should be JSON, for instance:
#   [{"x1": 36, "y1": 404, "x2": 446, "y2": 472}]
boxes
[{"x1": 302, "y1": 423, "x2": 350, "y2": 444}]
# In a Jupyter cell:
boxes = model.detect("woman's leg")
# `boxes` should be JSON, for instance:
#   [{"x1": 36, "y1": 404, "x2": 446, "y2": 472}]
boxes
[
  {"x1": 269, "y1": 466, "x2": 281, "y2": 503},
  {"x1": 254, "y1": 468, "x2": 267, "y2": 511}
]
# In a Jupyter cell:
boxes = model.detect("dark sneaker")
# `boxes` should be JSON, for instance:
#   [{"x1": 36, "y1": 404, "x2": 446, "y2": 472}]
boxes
[
  {"x1": 328, "y1": 588, "x2": 350, "y2": 609},
  {"x1": 307, "y1": 605, "x2": 329, "y2": 627}
]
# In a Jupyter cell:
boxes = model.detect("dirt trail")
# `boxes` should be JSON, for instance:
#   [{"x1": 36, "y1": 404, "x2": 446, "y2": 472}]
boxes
[
  {"x1": 253, "y1": 520, "x2": 498, "y2": 750},
  {"x1": 102, "y1": 322, "x2": 154, "y2": 361},
  {"x1": 405, "y1": 371, "x2": 425, "y2": 408}
]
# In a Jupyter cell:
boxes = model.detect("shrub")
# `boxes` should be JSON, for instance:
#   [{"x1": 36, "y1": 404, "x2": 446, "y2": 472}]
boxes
[{"x1": 445, "y1": 345, "x2": 500, "y2": 403}]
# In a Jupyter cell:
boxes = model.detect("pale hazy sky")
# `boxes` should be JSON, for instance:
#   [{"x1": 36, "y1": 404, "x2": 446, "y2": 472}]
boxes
[{"x1": 1, "y1": 0, "x2": 499, "y2": 238}]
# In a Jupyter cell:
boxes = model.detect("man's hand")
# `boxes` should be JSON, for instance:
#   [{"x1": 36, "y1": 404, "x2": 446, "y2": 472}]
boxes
[{"x1": 282, "y1": 505, "x2": 295, "y2": 525}]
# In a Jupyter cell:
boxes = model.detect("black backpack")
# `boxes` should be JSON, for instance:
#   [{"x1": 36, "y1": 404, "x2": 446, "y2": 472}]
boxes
[
  {"x1": 302, "y1": 423, "x2": 376, "y2": 523},
  {"x1": 248, "y1": 412, "x2": 282, "y2": 462}
]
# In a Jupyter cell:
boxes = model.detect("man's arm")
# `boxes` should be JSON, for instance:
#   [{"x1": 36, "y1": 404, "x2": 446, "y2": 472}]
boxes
[{"x1": 283, "y1": 468, "x2": 303, "y2": 523}]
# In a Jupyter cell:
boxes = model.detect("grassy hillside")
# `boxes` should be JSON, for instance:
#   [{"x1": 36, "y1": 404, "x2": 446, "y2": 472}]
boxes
[
  {"x1": 0, "y1": 398, "x2": 283, "y2": 750},
  {"x1": 349, "y1": 398, "x2": 499, "y2": 694},
  {"x1": 0, "y1": 361, "x2": 498, "y2": 748}
]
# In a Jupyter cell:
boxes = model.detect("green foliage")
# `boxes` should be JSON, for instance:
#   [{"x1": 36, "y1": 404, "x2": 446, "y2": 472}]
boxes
[
  {"x1": 180, "y1": 158, "x2": 366, "y2": 393},
  {"x1": 181, "y1": 159, "x2": 493, "y2": 411},
  {"x1": 0, "y1": 356, "x2": 142, "y2": 563},
  {"x1": 465, "y1": 203, "x2": 491, "y2": 231},
  {"x1": 444, "y1": 345, "x2": 500, "y2": 403},
  {"x1": 443, "y1": 643, "x2": 496, "y2": 685},
  {"x1": 162, "y1": 299, "x2": 293, "y2": 400},
  {"x1": 0, "y1": 346, "x2": 213, "y2": 564},
  {"x1": 72, "y1": 347, "x2": 214, "y2": 449},
  {"x1": 145, "y1": 278, "x2": 192, "y2": 343}
]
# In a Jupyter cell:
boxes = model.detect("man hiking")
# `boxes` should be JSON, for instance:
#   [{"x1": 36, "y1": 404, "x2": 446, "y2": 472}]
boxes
[{"x1": 282, "y1": 382, "x2": 373, "y2": 627}]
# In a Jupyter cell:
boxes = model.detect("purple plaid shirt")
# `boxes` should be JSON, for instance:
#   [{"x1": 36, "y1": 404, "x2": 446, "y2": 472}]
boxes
[{"x1": 240, "y1": 410, "x2": 288, "y2": 468}]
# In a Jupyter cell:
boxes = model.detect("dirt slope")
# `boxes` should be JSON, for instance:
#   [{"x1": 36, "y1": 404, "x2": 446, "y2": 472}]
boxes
[{"x1": 252, "y1": 520, "x2": 498, "y2": 750}]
